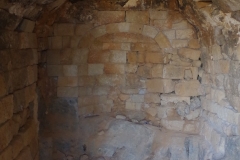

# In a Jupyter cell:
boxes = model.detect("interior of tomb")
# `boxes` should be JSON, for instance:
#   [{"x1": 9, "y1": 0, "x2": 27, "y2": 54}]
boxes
[{"x1": 1, "y1": 0, "x2": 240, "y2": 160}]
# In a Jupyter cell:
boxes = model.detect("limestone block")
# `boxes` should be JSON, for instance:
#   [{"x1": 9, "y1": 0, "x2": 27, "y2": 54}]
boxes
[
  {"x1": 72, "y1": 48, "x2": 89, "y2": 64},
  {"x1": 127, "y1": 52, "x2": 144, "y2": 63},
  {"x1": 172, "y1": 20, "x2": 190, "y2": 29},
  {"x1": 144, "y1": 93, "x2": 161, "y2": 103},
  {"x1": 142, "y1": 25, "x2": 158, "y2": 38},
  {"x1": 126, "y1": 11, "x2": 149, "y2": 24},
  {"x1": 94, "y1": 11, "x2": 125, "y2": 26},
  {"x1": 19, "y1": 33, "x2": 37, "y2": 49},
  {"x1": 161, "y1": 94, "x2": 190, "y2": 105},
  {"x1": 78, "y1": 33, "x2": 95, "y2": 48},
  {"x1": 184, "y1": 69, "x2": 193, "y2": 80},
  {"x1": 119, "y1": 94, "x2": 130, "y2": 101},
  {"x1": 146, "y1": 79, "x2": 175, "y2": 93},
  {"x1": 88, "y1": 50, "x2": 110, "y2": 63},
  {"x1": 151, "y1": 64, "x2": 163, "y2": 78},
  {"x1": 129, "y1": 23, "x2": 144, "y2": 34},
  {"x1": 79, "y1": 106, "x2": 94, "y2": 115},
  {"x1": 78, "y1": 87, "x2": 92, "y2": 96},
  {"x1": 137, "y1": 65, "x2": 152, "y2": 78},
  {"x1": 118, "y1": 23, "x2": 130, "y2": 32},
  {"x1": 0, "y1": 145, "x2": 12, "y2": 160},
  {"x1": 175, "y1": 80, "x2": 204, "y2": 96},
  {"x1": 14, "y1": 147, "x2": 32, "y2": 160},
  {"x1": 163, "y1": 65, "x2": 185, "y2": 79},
  {"x1": 157, "y1": 107, "x2": 167, "y2": 119},
  {"x1": 154, "y1": 32, "x2": 171, "y2": 48},
  {"x1": 18, "y1": 19, "x2": 35, "y2": 33},
  {"x1": 11, "y1": 68, "x2": 28, "y2": 91},
  {"x1": 0, "y1": 120, "x2": 15, "y2": 152},
  {"x1": 63, "y1": 65, "x2": 78, "y2": 76},
  {"x1": 97, "y1": 74, "x2": 125, "y2": 86},
  {"x1": 91, "y1": 25, "x2": 106, "y2": 38},
  {"x1": 75, "y1": 24, "x2": 93, "y2": 35},
  {"x1": 178, "y1": 48, "x2": 201, "y2": 60},
  {"x1": 211, "y1": 44, "x2": 223, "y2": 60},
  {"x1": 210, "y1": 88, "x2": 226, "y2": 104},
  {"x1": 88, "y1": 64, "x2": 104, "y2": 76},
  {"x1": 131, "y1": 43, "x2": 160, "y2": 52},
  {"x1": 125, "y1": 64, "x2": 138, "y2": 73},
  {"x1": 176, "y1": 29, "x2": 195, "y2": 39},
  {"x1": 185, "y1": 109, "x2": 201, "y2": 120},
  {"x1": 27, "y1": 65, "x2": 37, "y2": 85},
  {"x1": 92, "y1": 86, "x2": 110, "y2": 96},
  {"x1": 58, "y1": 77, "x2": 78, "y2": 87},
  {"x1": 188, "y1": 39, "x2": 200, "y2": 49},
  {"x1": 104, "y1": 64, "x2": 125, "y2": 74},
  {"x1": 47, "y1": 65, "x2": 63, "y2": 76},
  {"x1": 192, "y1": 60, "x2": 201, "y2": 67},
  {"x1": 161, "y1": 119, "x2": 185, "y2": 131},
  {"x1": 78, "y1": 76, "x2": 96, "y2": 86},
  {"x1": 183, "y1": 121, "x2": 200, "y2": 134},
  {"x1": 109, "y1": 50, "x2": 127, "y2": 63},
  {"x1": 171, "y1": 40, "x2": 188, "y2": 48},
  {"x1": 54, "y1": 23, "x2": 75, "y2": 36},
  {"x1": 149, "y1": 10, "x2": 168, "y2": 20},
  {"x1": 145, "y1": 52, "x2": 168, "y2": 63},
  {"x1": 78, "y1": 65, "x2": 88, "y2": 76},
  {"x1": 78, "y1": 96, "x2": 107, "y2": 106},
  {"x1": 126, "y1": 102, "x2": 142, "y2": 110},
  {"x1": 57, "y1": 87, "x2": 78, "y2": 97},
  {"x1": 49, "y1": 36, "x2": 62, "y2": 49},
  {"x1": 145, "y1": 107, "x2": 158, "y2": 117},
  {"x1": 213, "y1": 60, "x2": 230, "y2": 74},
  {"x1": 163, "y1": 30, "x2": 175, "y2": 40},
  {"x1": 0, "y1": 95, "x2": 13, "y2": 124}
]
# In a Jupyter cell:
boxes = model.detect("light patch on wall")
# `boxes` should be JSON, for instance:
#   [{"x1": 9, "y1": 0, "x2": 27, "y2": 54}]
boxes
[{"x1": 124, "y1": 0, "x2": 139, "y2": 8}]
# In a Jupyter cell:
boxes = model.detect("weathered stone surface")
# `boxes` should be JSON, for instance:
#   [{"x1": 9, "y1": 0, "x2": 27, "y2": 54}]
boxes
[
  {"x1": 178, "y1": 48, "x2": 201, "y2": 60},
  {"x1": 0, "y1": 95, "x2": 13, "y2": 124},
  {"x1": 161, "y1": 94, "x2": 190, "y2": 105},
  {"x1": 149, "y1": 10, "x2": 168, "y2": 20},
  {"x1": 161, "y1": 119, "x2": 185, "y2": 131},
  {"x1": 126, "y1": 11, "x2": 149, "y2": 24},
  {"x1": 212, "y1": 0, "x2": 240, "y2": 12},
  {"x1": 94, "y1": 11, "x2": 125, "y2": 26},
  {"x1": 163, "y1": 65, "x2": 185, "y2": 79},
  {"x1": 175, "y1": 80, "x2": 204, "y2": 96},
  {"x1": 104, "y1": 64, "x2": 124, "y2": 74},
  {"x1": 88, "y1": 64, "x2": 104, "y2": 75},
  {"x1": 17, "y1": 19, "x2": 35, "y2": 33},
  {"x1": 145, "y1": 52, "x2": 167, "y2": 63},
  {"x1": 142, "y1": 25, "x2": 158, "y2": 38},
  {"x1": 0, "y1": 120, "x2": 15, "y2": 152},
  {"x1": 144, "y1": 93, "x2": 161, "y2": 103},
  {"x1": 57, "y1": 87, "x2": 78, "y2": 97},
  {"x1": 14, "y1": 147, "x2": 32, "y2": 160},
  {"x1": 154, "y1": 32, "x2": 171, "y2": 48},
  {"x1": 188, "y1": 39, "x2": 200, "y2": 49},
  {"x1": 151, "y1": 64, "x2": 163, "y2": 77},
  {"x1": 171, "y1": 40, "x2": 188, "y2": 48},
  {"x1": 58, "y1": 77, "x2": 78, "y2": 87},
  {"x1": 63, "y1": 65, "x2": 78, "y2": 76},
  {"x1": 176, "y1": 29, "x2": 195, "y2": 39},
  {"x1": 146, "y1": 79, "x2": 175, "y2": 93}
]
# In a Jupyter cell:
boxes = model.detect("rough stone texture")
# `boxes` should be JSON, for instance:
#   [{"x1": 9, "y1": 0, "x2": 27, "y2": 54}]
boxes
[{"x1": 175, "y1": 80, "x2": 204, "y2": 96}]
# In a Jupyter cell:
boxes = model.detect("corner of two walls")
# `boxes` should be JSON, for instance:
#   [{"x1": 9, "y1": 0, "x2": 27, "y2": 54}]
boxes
[{"x1": 0, "y1": 10, "x2": 39, "y2": 160}]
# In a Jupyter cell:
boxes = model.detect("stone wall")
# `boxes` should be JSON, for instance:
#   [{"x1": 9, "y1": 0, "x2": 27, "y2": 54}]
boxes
[
  {"x1": 46, "y1": 9, "x2": 203, "y2": 134},
  {"x1": 0, "y1": 10, "x2": 39, "y2": 160}
]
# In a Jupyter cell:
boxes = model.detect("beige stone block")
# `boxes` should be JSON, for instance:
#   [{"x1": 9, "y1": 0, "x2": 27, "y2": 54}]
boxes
[
  {"x1": 171, "y1": 40, "x2": 188, "y2": 48},
  {"x1": 137, "y1": 65, "x2": 152, "y2": 78},
  {"x1": 183, "y1": 121, "x2": 200, "y2": 134},
  {"x1": 128, "y1": 94, "x2": 144, "y2": 103},
  {"x1": 88, "y1": 50, "x2": 110, "y2": 63},
  {"x1": 126, "y1": 101, "x2": 135, "y2": 110},
  {"x1": 11, "y1": 135, "x2": 24, "y2": 159},
  {"x1": 97, "y1": 74, "x2": 125, "y2": 86},
  {"x1": 118, "y1": 23, "x2": 130, "y2": 32},
  {"x1": 126, "y1": 11, "x2": 149, "y2": 24},
  {"x1": 189, "y1": 67, "x2": 198, "y2": 80},
  {"x1": 14, "y1": 146, "x2": 32, "y2": 160},
  {"x1": 163, "y1": 30, "x2": 175, "y2": 39},
  {"x1": 145, "y1": 107, "x2": 158, "y2": 117},
  {"x1": 185, "y1": 109, "x2": 201, "y2": 120},
  {"x1": 145, "y1": 52, "x2": 167, "y2": 63},
  {"x1": 19, "y1": 33, "x2": 37, "y2": 49},
  {"x1": 75, "y1": 24, "x2": 93, "y2": 35},
  {"x1": 154, "y1": 32, "x2": 171, "y2": 48},
  {"x1": 172, "y1": 20, "x2": 190, "y2": 29},
  {"x1": 72, "y1": 48, "x2": 89, "y2": 64},
  {"x1": 142, "y1": 25, "x2": 158, "y2": 38},
  {"x1": 78, "y1": 64, "x2": 88, "y2": 76},
  {"x1": 184, "y1": 69, "x2": 192, "y2": 80},
  {"x1": 151, "y1": 19, "x2": 166, "y2": 29},
  {"x1": 63, "y1": 65, "x2": 78, "y2": 76},
  {"x1": 0, "y1": 95, "x2": 13, "y2": 124},
  {"x1": 78, "y1": 33, "x2": 95, "y2": 48},
  {"x1": 175, "y1": 80, "x2": 204, "y2": 96},
  {"x1": 151, "y1": 64, "x2": 163, "y2": 77},
  {"x1": 131, "y1": 43, "x2": 160, "y2": 52},
  {"x1": 0, "y1": 145, "x2": 12, "y2": 160},
  {"x1": 79, "y1": 106, "x2": 94, "y2": 115},
  {"x1": 211, "y1": 44, "x2": 223, "y2": 60},
  {"x1": 92, "y1": 86, "x2": 110, "y2": 96},
  {"x1": 127, "y1": 52, "x2": 144, "y2": 63},
  {"x1": 79, "y1": 87, "x2": 92, "y2": 96},
  {"x1": 146, "y1": 79, "x2": 175, "y2": 93},
  {"x1": 88, "y1": 64, "x2": 104, "y2": 75},
  {"x1": 125, "y1": 64, "x2": 138, "y2": 73},
  {"x1": 129, "y1": 23, "x2": 144, "y2": 34},
  {"x1": 144, "y1": 93, "x2": 161, "y2": 103},
  {"x1": 102, "y1": 43, "x2": 131, "y2": 51},
  {"x1": 178, "y1": 48, "x2": 201, "y2": 60},
  {"x1": 188, "y1": 39, "x2": 200, "y2": 49},
  {"x1": 58, "y1": 77, "x2": 78, "y2": 87},
  {"x1": 149, "y1": 10, "x2": 168, "y2": 20},
  {"x1": 192, "y1": 60, "x2": 201, "y2": 67},
  {"x1": 157, "y1": 107, "x2": 167, "y2": 119},
  {"x1": 18, "y1": 19, "x2": 35, "y2": 33},
  {"x1": 121, "y1": 88, "x2": 139, "y2": 94},
  {"x1": 119, "y1": 94, "x2": 130, "y2": 101},
  {"x1": 176, "y1": 29, "x2": 195, "y2": 39},
  {"x1": 163, "y1": 65, "x2": 185, "y2": 79},
  {"x1": 104, "y1": 64, "x2": 124, "y2": 74},
  {"x1": 27, "y1": 65, "x2": 37, "y2": 85},
  {"x1": 57, "y1": 87, "x2": 78, "y2": 97},
  {"x1": 94, "y1": 11, "x2": 125, "y2": 26},
  {"x1": 106, "y1": 23, "x2": 120, "y2": 33},
  {"x1": 47, "y1": 65, "x2": 63, "y2": 76},
  {"x1": 49, "y1": 36, "x2": 62, "y2": 49},
  {"x1": 70, "y1": 36, "x2": 80, "y2": 48},
  {"x1": 161, "y1": 94, "x2": 190, "y2": 105},
  {"x1": 161, "y1": 119, "x2": 185, "y2": 131},
  {"x1": 213, "y1": 60, "x2": 230, "y2": 74},
  {"x1": 79, "y1": 76, "x2": 96, "y2": 86},
  {"x1": 109, "y1": 50, "x2": 127, "y2": 63},
  {"x1": 54, "y1": 23, "x2": 75, "y2": 36},
  {"x1": 91, "y1": 25, "x2": 106, "y2": 38},
  {"x1": 78, "y1": 96, "x2": 107, "y2": 106}
]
